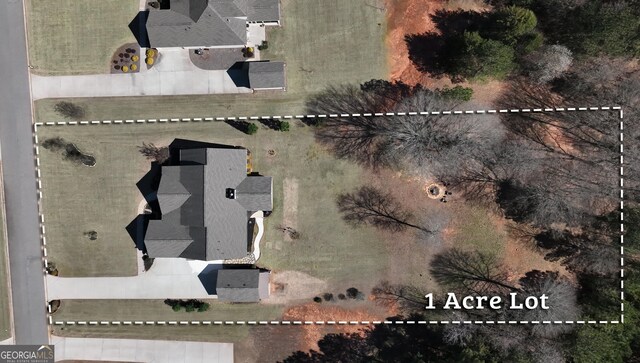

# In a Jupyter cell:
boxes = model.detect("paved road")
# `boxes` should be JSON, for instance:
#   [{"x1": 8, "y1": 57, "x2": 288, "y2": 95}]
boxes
[
  {"x1": 52, "y1": 336, "x2": 233, "y2": 363},
  {"x1": 0, "y1": 0, "x2": 49, "y2": 344}
]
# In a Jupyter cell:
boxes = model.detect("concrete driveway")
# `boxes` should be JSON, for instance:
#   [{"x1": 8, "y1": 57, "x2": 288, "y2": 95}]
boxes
[
  {"x1": 31, "y1": 49, "x2": 252, "y2": 100},
  {"x1": 46, "y1": 259, "x2": 219, "y2": 300},
  {"x1": 52, "y1": 336, "x2": 233, "y2": 363}
]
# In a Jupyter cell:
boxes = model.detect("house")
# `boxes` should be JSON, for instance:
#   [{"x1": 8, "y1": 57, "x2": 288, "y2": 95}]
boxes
[
  {"x1": 144, "y1": 146, "x2": 273, "y2": 261},
  {"x1": 146, "y1": 0, "x2": 281, "y2": 49},
  {"x1": 215, "y1": 269, "x2": 271, "y2": 302}
]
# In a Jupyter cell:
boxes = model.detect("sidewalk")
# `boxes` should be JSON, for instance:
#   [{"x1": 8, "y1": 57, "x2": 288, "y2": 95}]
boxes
[{"x1": 52, "y1": 336, "x2": 233, "y2": 363}]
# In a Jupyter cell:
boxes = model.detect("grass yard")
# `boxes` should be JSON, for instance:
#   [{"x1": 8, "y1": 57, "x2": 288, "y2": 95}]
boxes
[
  {"x1": 38, "y1": 122, "x2": 388, "y2": 284},
  {"x1": 34, "y1": 0, "x2": 388, "y2": 120},
  {"x1": 0, "y1": 172, "x2": 11, "y2": 341},
  {"x1": 26, "y1": 0, "x2": 138, "y2": 75},
  {"x1": 50, "y1": 299, "x2": 283, "y2": 342}
]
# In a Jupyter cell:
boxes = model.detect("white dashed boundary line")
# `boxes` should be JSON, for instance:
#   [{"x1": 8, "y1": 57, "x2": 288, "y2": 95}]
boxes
[{"x1": 33, "y1": 106, "x2": 624, "y2": 326}]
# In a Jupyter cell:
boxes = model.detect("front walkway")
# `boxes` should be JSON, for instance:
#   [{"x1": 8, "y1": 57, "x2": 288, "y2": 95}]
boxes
[
  {"x1": 52, "y1": 336, "x2": 233, "y2": 363},
  {"x1": 31, "y1": 49, "x2": 252, "y2": 100},
  {"x1": 46, "y1": 258, "x2": 219, "y2": 300}
]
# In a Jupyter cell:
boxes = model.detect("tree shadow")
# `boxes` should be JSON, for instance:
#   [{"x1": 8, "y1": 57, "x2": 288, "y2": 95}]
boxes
[
  {"x1": 258, "y1": 118, "x2": 281, "y2": 130},
  {"x1": 224, "y1": 120, "x2": 252, "y2": 133},
  {"x1": 405, "y1": 9, "x2": 486, "y2": 78}
]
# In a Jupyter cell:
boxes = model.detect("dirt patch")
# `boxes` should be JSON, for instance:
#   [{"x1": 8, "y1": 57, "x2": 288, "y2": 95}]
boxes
[
  {"x1": 386, "y1": 0, "x2": 440, "y2": 86},
  {"x1": 266, "y1": 271, "x2": 329, "y2": 304},
  {"x1": 283, "y1": 303, "x2": 386, "y2": 352},
  {"x1": 282, "y1": 178, "x2": 299, "y2": 243},
  {"x1": 385, "y1": 0, "x2": 504, "y2": 105}
]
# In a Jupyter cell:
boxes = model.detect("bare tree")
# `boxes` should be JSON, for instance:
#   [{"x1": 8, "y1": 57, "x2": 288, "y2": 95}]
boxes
[
  {"x1": 138, "y1": 142, "x2": 170, "y2": 164},
  {"x1": 512, "y1": 271, "x2": 579, "y2": 336},
  {"x1": 430, "y1": 248, "x2": 517, "y2": 294},
  {"x1": 524, "y1": 45, "x2": 573, "y2": 84},
  {"x1": 337, "y1": 186, "x2": 430, "y2": 233},
  {"x1": 54, "y1": 101, "x2": 86, "y2": 119},
  {"x1": 371, "y1": 281, "x2": 427, "y2": 312}
]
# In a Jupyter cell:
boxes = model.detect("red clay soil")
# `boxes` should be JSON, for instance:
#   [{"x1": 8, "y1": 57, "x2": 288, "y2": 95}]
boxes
[
  {"x1": 386, "y1": 0, "x2": 440, "y2": 87},
  {"x1": 283, "y1": 303, "x2": 388, "y2": 352},
  {"x1": 385, "y1": 0, "x2": 505, "y2": 105}
]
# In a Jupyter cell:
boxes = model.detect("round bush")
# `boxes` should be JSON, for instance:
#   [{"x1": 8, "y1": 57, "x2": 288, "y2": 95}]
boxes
[
  {"x1": 131, "y1": 64, "x2": 138, "y2": 71},
  {"x1": 146, "y1": 57, "x2": 154, "y2": 65},
  {"x1": 122, "y1": 65, "x2": 129, "y2": 73}
]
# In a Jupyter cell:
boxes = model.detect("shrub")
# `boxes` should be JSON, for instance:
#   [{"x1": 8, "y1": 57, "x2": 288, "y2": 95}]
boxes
[
  {"x1": 54, "y1": 101, "x2": 85, "y2": 119},
  {"x1": 346, "y1": 287, "x2": 360, "y2": 299},
  {"x1": 517, "y1": 30, "x2": 544, "y2": 54},
  {"x1": 524, "y1": 44, "x2": 572, "y2": 84},
  {"x1": 197, "y1": 302, "x2": 210, "y2": 312},
  {"x1": 131, "y1": 64, "x2": 138, "y2": 71},
  {"x1": 279, "y1": 121, "x2": 290, "y2": 132},
  {"x1": 258, "y1": 40, "x2": 269, "y2": 50},
  {"x1": 132, "y1": 55, "x2": 139, "y2": 62},
  {"x1": 185, "y1": 302, "x2": 195, "y2": 312},
  {"x1": 146, "y1": 57, "x2": 154, "y2": 65},
  {"x1": 313, "y1": 296, "x2": 322, "y2": 303},
  {"x1": 323, "y1": 293, "x2": 334, "y2": 302},
  {"x1": 172, "y1": 304, "x2": 182, "y2": 312},
  {"x1": 246, "y1": 123, "x2": 259, "y2": 135},
  {"x1": 438, "y1": 86, "x2": 473, "y2": 101},
  {"x1": 146, "y1": 49, "x2": 156, "y2": 57},
  {"x1": 122, "y1": 65, "x2": 129, "y2": 73},
  {"x1": 338, "y1": 293, "x2": 346, "y2": 300}
]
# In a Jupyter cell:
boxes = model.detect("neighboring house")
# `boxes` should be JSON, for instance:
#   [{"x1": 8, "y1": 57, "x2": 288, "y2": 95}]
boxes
[
  {"x1": 245, "y1": 61, "x2": 286, "y2": 90},
  {"x1": 144, "y1": 146, "x2": 273, "y2": 261},
  {"x1": 215, "y1": 269, "x2": 270, "y2": 302},
  {"x1": 146, "y1": 0, "x2": 281, "y2": 49}
]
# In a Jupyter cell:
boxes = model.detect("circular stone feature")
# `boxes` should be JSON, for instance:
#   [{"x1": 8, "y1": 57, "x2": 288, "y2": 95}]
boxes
[{"x1": 425, "y1": 183, "x2": 446, "y2": 199}]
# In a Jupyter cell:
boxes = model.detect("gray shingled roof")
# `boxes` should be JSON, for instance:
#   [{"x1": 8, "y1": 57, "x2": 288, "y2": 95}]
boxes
[
  {"x1": 236, "y1": 176, "x2": 272, "y2": 211},
  {"x1": 216, "y1": 269, "x2": 270, "y2": 302},
  {"x1": 247, "y1": 61, "x2": 285, "y2": 89},
  {"x1": 247, "y1": 0, "x2": 280, "y2": 22},
  {"x1": 144, "y1": 147, "x2": 273, "y2": 261},
  {"x1": 146, "y1": 0, "x2": 248, "y2": 48},
  {"x1": 146, "y1": 0, "x2": 280, "y2": 48}
]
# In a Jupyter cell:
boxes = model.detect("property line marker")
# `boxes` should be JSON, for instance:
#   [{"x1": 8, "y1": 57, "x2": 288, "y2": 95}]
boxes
[{"x1": 34, "y1": 107, "x2": 624, "y2": 325}]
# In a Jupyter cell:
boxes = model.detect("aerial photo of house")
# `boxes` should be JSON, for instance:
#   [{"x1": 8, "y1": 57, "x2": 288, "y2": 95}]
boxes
[{"x1": 0, "y1": 0, "x2": 638, "y2": 362}]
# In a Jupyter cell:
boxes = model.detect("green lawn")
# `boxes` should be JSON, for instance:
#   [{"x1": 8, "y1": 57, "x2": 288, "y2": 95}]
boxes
[
  {"x1": 34, "y1": 0, "x2": 388, "y2": 120},
  {"x1": 452, "y1": 205, "x2": 508, "y2": 257},
  {"x1": 38, "y1": 123, "x2": 387, "y2": 284},
  {"x1": 26, "y1": 0, "x2": 138, "y2": 75},
  {"x1": 0, "y1": 177, "x2": 11, "y2": 341},
  {"x1": 51, "y1": 299, "x2": 283, "y2": 343}
]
